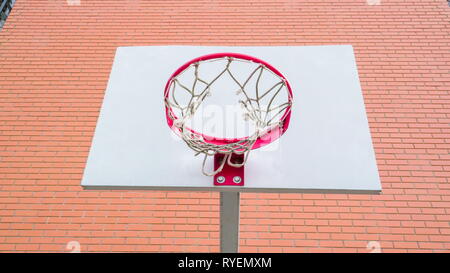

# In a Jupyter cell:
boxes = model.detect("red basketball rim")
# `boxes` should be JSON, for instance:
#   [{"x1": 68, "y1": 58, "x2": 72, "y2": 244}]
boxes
[{"x1": 164, "y1": 52, "x2": 293, "y2": 150}]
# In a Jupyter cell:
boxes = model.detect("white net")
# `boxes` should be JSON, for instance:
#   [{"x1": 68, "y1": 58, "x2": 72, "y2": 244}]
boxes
[{"x1": 164, "y1": 55, "x2": 292, "y2": 176}]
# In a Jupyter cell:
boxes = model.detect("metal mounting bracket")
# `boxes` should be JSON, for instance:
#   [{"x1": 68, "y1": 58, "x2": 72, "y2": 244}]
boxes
[{"x1": 213, "y1": 153, "x2": 245, "y2": 186}]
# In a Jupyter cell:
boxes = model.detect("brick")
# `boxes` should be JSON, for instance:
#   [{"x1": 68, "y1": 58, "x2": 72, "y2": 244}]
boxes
[{"x1": 393, "y1": 242, "x2": 419, "y2": 249}]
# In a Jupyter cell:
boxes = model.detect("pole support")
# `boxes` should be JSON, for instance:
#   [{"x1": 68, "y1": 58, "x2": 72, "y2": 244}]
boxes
[{"x1": 220, "y1": 191, "x2": 240, "y2": 253}]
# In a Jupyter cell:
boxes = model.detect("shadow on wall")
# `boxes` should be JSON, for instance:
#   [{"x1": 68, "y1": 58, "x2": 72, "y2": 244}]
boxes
[{"x1": 0, "y1": 0, "x2": 16, "y2": 29}]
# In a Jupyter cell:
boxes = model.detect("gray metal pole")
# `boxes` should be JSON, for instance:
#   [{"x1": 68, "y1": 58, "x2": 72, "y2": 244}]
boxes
[{"x1": 220, "y1": 191, "x2": 240, "y2": 253}]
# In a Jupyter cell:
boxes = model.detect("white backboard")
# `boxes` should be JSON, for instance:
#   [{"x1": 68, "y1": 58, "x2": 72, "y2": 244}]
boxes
[{"x1": 81, "y1": 45, "x2": 381, "y2": 194}]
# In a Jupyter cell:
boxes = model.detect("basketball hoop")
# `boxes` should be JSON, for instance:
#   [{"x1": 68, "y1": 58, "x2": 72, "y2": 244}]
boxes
[{"x1": 164, "y1": 53, "x2": 293, "y2": 183}]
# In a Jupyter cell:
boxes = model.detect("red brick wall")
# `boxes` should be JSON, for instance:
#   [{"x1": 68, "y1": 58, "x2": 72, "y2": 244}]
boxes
[{"x1": 0, "y1": 0, "x2": 449, "y2": 253}]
